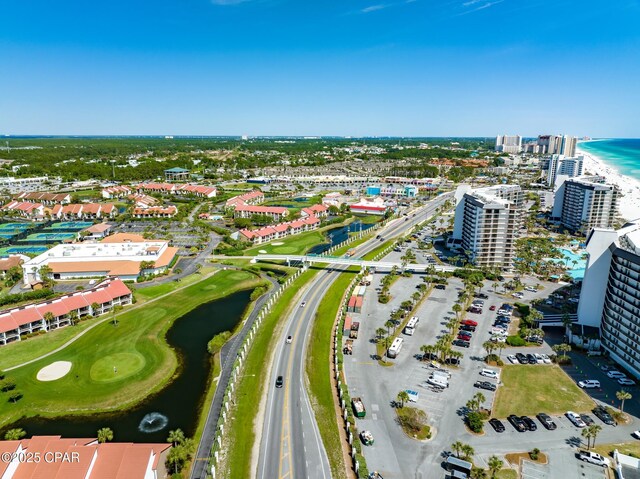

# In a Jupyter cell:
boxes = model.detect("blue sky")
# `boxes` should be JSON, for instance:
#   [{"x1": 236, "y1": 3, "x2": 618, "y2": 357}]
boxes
[{"x1": 1, "y1": 0, "x2": 639, "y2": 137}]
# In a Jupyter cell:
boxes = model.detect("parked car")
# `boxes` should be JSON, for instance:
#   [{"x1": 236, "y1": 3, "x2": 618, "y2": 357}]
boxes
[
  {"x1": 508, "y1": 415, "x2": 527, "y2": 432},
  {"x1": 461, "y1": 319, "x2": 478, "y2": 327},
  {"x1": 578, "y1": 380, "x2": 601, "y2": 389},
  {"x1": 435, "y1": 284, "x2": 446, "y2": 290},
  {"x1": 541, "y1": 354, "x2": 552, "y2": 364},
  {"x1": 521, "y1": 416, "x2": 537, "y2": 431},
  {"x1": 566, "y1": 411, "x2": 587, "y2": 427},
  {"x1": 577, "y1": 451, "x2": 610, "y2": 467},
  {"x1": 512, "y1": 292, "x2": 524, "y2": 299},
  {"x1": 516, "y1": 353, "x2": 527, "y2": 364},
  {"x1": 475, "y1": 293, "x2": 489, "y2": 299},
  {"x1": 631, "y1": 430, "x2": 640, "y2": 439},
  {"x1": 474, "y1": 381, "x2": 497, "y2": 391},
  {"x1": 507, "y1": 354, "x2": 518, "y2": 364},
  {"x1": 489, "y1": 305, "x2": 496, "y2": 311},
  {"x1": 536, "y1": 413, "x2": 557, "y2": 430},
  {"x1": 460, "y1": 325, "x2": 476, "y2": 332},
  {"x1": 276, "y1": 376, "x2": 284, "y2": 388},
  {"x1": 534, "y1": 354, "x2": 544, "y2": 364},
  {"x1": 526, "y1": 354, "x2": 537, "y2": 364},
  {"x1": 480, "y1": 369, "x2": 500, "y2": 379},
  {"x1": 458, "y1": 333, "x2": 472, "y2": 341},
  {"x1": 580, "y1": 414, "x2": 595, "y2": 426},
  {"x1": 496, "y1": 315, "x2": 511, "y2": 322},
  {"x1": 607, "y1": 370, "x2": 626, "y2": 378},
  {"x1": 593, "y1": 406, "x2": 615, "y2": 425},
  {"x1": 619, "y1": 378, "x2": 636, "y2": 386},
  {"x1": 453, "y1": 339, "x2": 470, "y2": 348},
  {"x1": 489, "y1": 418, "x2": 505, "y2": 433},
  {"x1": 491, "y1": 335, "x2": 506, "y2": 343}
]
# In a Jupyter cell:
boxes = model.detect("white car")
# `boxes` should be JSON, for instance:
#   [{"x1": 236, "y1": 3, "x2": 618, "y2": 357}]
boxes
[
  {"x1": 507, "y1": 354, "x2": 518, "y2": 364},
  {"x1": 480, "y1": 369, "x2": 500, "y2": 379},
  {"x1": 300, "y1": 301, "x2": 306, "y2": 308},
  {"x1": 578, "y1": 380, "x2": 601, "y2": 389},
  {"x1": 534, "y1": 353, "x2": 544, "y2": 364},
  {"x1": 632, "y1": 430, "x2": 640, "y2": 440},
  {"x1": 577, "y1": 451, "x2": 610, "y2": 467},
  {"x1": 541, "y1": 354, "x2": 552, "y2": 364},
  {"x1": 525, "y1": 286, "x2": 537, "y2": 292},
  {"x1": 490, "y1": 336, "x2": 506, "y2": 343},
  {"x1": 566, "y1": 411, "x2": 587, "y2": 427},
  {"x1": 619, "y1": 378, "x2": 636, "y2": 386},
  {"x1": 512, "y1": 292, "x2": 524, "y2": 299},
  {"x1": 607, "y1": 370, "x2": 626, "y2": 379},
  {"x1": 285, "y1": 335, "x2": 292, "y2": 344}
]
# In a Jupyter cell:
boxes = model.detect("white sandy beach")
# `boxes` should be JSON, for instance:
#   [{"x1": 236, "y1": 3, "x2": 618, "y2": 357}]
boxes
[{"x1": 577, "y1": 144, "x2": 640, "y2": 221}]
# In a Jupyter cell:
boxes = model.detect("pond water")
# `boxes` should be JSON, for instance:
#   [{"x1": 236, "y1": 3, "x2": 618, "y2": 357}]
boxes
[
  {"x1": 308, "y1": 220, "x2": 378, "y2": 255},
  {"x1": 9, "y1": 289, "x2": 251, "y2": 442}
]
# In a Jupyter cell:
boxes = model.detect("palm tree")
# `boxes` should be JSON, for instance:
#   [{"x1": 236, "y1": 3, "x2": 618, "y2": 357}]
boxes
[
  {"x1": 167, "y1": 429, "x2": 185, "y2": 447},
  {"x1": 91, "y1": 302, "x2": 100, "y2": 316},
  {"x1": 461, "y1": 444, "x2": 475, "y2": 461},
  {"x1": 617, "y1": 390, "x2": 632, "y2": 413},
  {"x1": 495, "y1": 341, "x2": 507, "y2": 358},
  {"x1": 446, "y1": 318, "x2": 458, "y2": 335},
  {"x1": 412, "y1": 292, "x2": 421, "y2": 303},
  {"x1": 97, "y1": 427, "x2": 113, "y2": 443},
  {"x1": 375, "y1": 327, "x2": 386, "y2": 341},
  {"x1": 397, "y1": 390, "x2": 410, "y2": 408},
  {"x1": 527, "y1": 310, "x2": 544, "y2": 328},
  {"x1": 483, "y1": 341, "x2": 497, "y2": 358},
  {"x1": 452, "y1": 303, "x2": 462, "y2": 320},
  {"x1": 4, "y1": 428, "x2": 26, "y2": 440},
  {"x1": 43, "y1": 311, "x2": 54, "y2": 330},
  {"x1": 473, "y1": 392, "x2": 486, "y2": 411},
  {"x1": 589, "y1": 424, "x2": 602, "y2": 448},
  {"x1": 68, "y1": 310, "x2": 79, "y2": 326},
  {"x1": 451, "y1": 441, "x2": 464, "y2": 458},
  {"x1": 385, "y1": 320, "x2": 395, "y2": 337},
  {"x1": 487, "y1": 455, "x2": 503, "y2": 478},
  {"x1": 552, "y1": 343, "x2": 572, "y2": 360},
  {"x1": 420, "y1": 344, "x2": 435, "y2": 360},
  {"x1": 471, "y1": 466, "x2": 488, "y2": 479},
  {"x1": 492, "y1": 282, "x2": 499, "y2": 293}
]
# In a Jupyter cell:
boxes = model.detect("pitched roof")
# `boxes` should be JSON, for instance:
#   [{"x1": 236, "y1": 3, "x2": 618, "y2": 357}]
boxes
[
  {"x1": 0, "y1": 255, "x2": 23, "y2": 271},
  {"x1": 235, "y1": 204, "x2": 288, "y2": 214},
  {"x1": 86, "y1": 223, "x2": 112, "y2": 234},
  {"x1": 102, "y1": 233, "x2": 146, "y2": 243}
]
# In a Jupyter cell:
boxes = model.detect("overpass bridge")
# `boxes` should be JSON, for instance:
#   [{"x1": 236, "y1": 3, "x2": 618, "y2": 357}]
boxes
[{"x1": 253, "y1": 253, "x2": 457, "y2": 273}]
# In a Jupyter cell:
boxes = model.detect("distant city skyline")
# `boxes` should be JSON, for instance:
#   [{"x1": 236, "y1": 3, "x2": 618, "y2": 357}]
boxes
[{"x1": 1, "y1": 0, "x2": 639, "y2": 137}]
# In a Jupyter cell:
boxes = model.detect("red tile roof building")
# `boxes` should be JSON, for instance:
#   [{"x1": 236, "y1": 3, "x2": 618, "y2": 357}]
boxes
[
  {"x1": 238, "y1": 215, "x2": 320, "y2": 245},
  {"x1": 101, "y1": 185, "x2": 133, "y2": 199},
  {"x1": 50, "y1": 203, "x2": 117, "y2": 220},
  {"x1": 233, "y1": 204, "x2": 289, "y2": 221},
  {"x1": 136, "y1": 182, "x2": 217, "y2": 198},
  {"x1": 0, "y1": 436, "x2": 170, "y2": 479},
  {"x1": 2, "y1": 201, "x2": 45, "y2": 218},
  {"x1": 0, "y1": 278, "x2": 132, "y2": 346},
  {"x1": 13, "y1": 192, "x2": 72, "y2": 205},
  {"x1": 133, "y1": 206, "x2": 178, "y2": 218},
  {"x1": 225, "y1": 190, "x2": 265, "y2": 208}
]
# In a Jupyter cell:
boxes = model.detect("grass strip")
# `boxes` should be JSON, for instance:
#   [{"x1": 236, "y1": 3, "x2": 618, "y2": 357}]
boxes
[{"x1": 220, "y1": 268, "x2": 318, "y2": 478}]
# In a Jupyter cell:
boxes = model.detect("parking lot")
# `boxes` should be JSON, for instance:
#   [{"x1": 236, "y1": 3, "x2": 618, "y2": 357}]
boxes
[{"x1": 341, "y1": 239, "x2": 638, "y2": 478}]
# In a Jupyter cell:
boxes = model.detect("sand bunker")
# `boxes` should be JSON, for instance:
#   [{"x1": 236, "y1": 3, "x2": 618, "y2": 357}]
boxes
[
  {"x1": 37, "y1": 361, "x2": 72, "y2": 381},
  {"x1": 271, "y1": 242, "x2": 284, "y2": 245},
  {"x1": 259, "y1": 250, "x2": 268, "y2": 253}
]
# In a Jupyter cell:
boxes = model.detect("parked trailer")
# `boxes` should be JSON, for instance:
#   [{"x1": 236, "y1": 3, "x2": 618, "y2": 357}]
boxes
[
  {"x1": 343, "y1": 339, "x2": 353, "y2": 355},
  {"x1": 352, "y1": 397, "x2": 366, "y2": 418},
  {"x1": 387, "y1": 337, "x2": 404, "y2": 358},
  {"x1": 404, "y1": 316, "x2": 419, "y2": 336}
]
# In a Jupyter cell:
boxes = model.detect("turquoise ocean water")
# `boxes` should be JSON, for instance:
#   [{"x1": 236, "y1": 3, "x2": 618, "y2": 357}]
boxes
[{"x1": 578, "y1": 139, "x2": 640, "y2": 181}]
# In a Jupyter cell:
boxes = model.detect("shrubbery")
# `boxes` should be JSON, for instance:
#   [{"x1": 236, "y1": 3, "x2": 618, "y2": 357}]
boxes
[
  {"x1": 506, "y1": 335, "x2": 526, "y2": 347},
  {"x1": 0, "y1": 289, "x2": 55, "y2": 308},
  {"x1": 467, "y1": 411, "x2": 484, "y2": 433}
]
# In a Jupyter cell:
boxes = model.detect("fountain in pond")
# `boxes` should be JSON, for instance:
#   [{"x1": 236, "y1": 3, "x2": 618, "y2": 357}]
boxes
[{"x1": 138, "y1": 412, "x2": 169, "y2": 433}]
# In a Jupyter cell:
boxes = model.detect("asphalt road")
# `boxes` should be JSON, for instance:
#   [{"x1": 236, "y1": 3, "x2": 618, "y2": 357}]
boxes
[{"x1": 256, "y1": 192, "x2": 454, "y2": 479}]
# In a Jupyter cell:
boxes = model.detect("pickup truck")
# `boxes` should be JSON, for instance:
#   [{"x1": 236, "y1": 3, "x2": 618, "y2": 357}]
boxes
[
  {"x1": 352, "y1": 397, "x2": 366, "y2": 418},
  {"x1": 350, "y1": 322, "x2": 360, "y2": 339}
]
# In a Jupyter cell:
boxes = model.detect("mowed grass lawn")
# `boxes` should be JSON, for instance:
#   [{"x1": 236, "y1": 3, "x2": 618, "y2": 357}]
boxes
[
  {"x1": 493, "y1": 365, "x2": 595, "y2": 417},
  {"x1": 244, "y1": 230, "x2": 326, "y2": 256},
  {"x1": 0, "y1": 270, "x2": 263, "y2": 429}
]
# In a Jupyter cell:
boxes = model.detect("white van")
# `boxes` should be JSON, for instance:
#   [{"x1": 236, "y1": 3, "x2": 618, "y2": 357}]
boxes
[
  {"x1": 480, "y1": 369, "x2": 500, "y2": 380},
  {"x1": 427, "y1": 376, "x2": 449, "y2": 388}
]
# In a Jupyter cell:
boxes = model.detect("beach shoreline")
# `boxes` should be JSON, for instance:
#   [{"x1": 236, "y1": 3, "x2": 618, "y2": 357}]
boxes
[{"x1": 577, "y1": 142, "x2": 640, "y2": 221}]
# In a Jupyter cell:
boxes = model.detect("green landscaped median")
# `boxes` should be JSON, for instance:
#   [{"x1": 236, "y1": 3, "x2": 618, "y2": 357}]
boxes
[
  {"x1": 244, "y1": 229, "x2": 326, "y2": 256},
  {"x1": 0, "y1": 269, "x2": 264, "y2": 430},
  {"x1": 492, "y1": 365, "x2": 595, "y2": 417}
]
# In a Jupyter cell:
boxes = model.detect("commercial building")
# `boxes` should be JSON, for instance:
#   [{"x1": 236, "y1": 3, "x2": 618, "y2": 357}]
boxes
[
  {"x1": 164, "y1": 167, "x2": 190, "y2": 181},
  {"x1": 494, "y1": 135, "x2": 522, "y2": 154},
  {"x1": 0, "y1": 435, "x2": 170, "y2": 478},
  {"x1": 0, "y1": 278, "x2": 132, "y2": 345},
  {"x1": 537, "y1": 134, "x2": 577, "y2": 157},
  {"x1": 365, "y1": 185, "x2": 418, "y2": 198},
  {"x1": 546, "y1": 154, "x2": 584, "y2": 187},
  {"x1": 552, "y1": 176, "x2": 619, "y2": 233},
  {"x1": 452, "y1": 185, "x2": 523, "y2": 270},
  {"x1": 349, "y1": 197, "x2": 390, "y2": 216},
  {"x1": 21, "y1": 233, "x2": 178, "y2": 285},
  {"x1": 577, "y1": 220, "x2": 640, "y2": 378},
  {"x1": 0, "y1": 176, "x2": 57, "y2": 194}
]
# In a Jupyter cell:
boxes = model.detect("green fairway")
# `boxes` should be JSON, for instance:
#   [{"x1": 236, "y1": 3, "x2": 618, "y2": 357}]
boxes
[
  {"x1": 493, "y1": 365, "x2": 595, "y2": 417},
  {"x1": 0, "y1": 269, "x2": 263, "y2": 429},
  {"x1": 244, "y1": 230, "x2": 326, "y2": 256}
]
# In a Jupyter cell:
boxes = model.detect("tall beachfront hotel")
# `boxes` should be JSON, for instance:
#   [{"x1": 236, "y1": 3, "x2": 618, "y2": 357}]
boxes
[
  {"x1": 452, "y1": 184, "x2": 523, "y2": 271},
  {"x1": 578, "y1": 220, "x2": 640, "y2": 378}
]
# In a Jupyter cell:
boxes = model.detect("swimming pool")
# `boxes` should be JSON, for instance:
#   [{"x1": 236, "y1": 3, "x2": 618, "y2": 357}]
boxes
[{"x1": 557, "y1": 248, "x2": 587, "y2": 280}]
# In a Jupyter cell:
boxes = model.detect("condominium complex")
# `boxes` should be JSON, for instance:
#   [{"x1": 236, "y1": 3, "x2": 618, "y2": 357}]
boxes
[
  {"x1": 495, "y1": 135, "x2": 522, "y2": 154},
  {"x1": 552, "y1": 176, "x2": 619, "y2": 233},
  {"x1": 578, "y1": 220, "x2": 640, "y2": 378},
  {"x1": 546, "y1": 154, "x2": 584, "y2": 187},
  {"x1": 452, "y1": 184, "x2": 523, "y2": 270},
  {"x1": 537, "y1": 134, "x2": 577, "y2": 157}
]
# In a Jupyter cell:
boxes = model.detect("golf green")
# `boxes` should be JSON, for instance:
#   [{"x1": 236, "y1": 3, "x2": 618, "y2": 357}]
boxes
[{"x1": 90, "y1": 353, "x2": 146, "y2": 382}]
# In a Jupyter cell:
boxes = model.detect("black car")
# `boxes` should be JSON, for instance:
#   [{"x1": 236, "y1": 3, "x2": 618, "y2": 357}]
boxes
[
  {"x1": 526, "y1": 353, "x2": 537, "y2": 364},
  {"x1": 496, "y1": 316, "x2": 511, "y2": 322},
  {"x1": 489, "y1": 418, "x2": 505, "y2": 433},
  {"x1": 460, "y1": 325, "x2": 476, "y2": 332},
  {"x1": 581, "y1": 414, "x2": 595, "y2": 426},
  {"x1": 521, "y1": 416, "x2": 537, "y2": 431},
  {"x1": 515, "y1": 353, "x2": 527, "y2": 364},
  {"x1": 474, "y1": 381, "x2": 497, "y2": 391},
  {"x1": 435, "y1": 284, "x2": 446, "y2": 290},
  {"x1": 275, "y1": 375, "x2": 283, "y2": 388},
  {"x1": 453, "y1": 339, "x2": 470, "y2": 348},
  {"x1": 475, "y1": 293, "x2": 489, "y2": 299},
  {"x1": 536, "y1": 413, "x2": 557, "y2": 430},
  {"x1": 508, "y1": 415, "x2": 527, "y2": 432},
  {"x1": 593, "y1": 406, "x2": 615, "y2": 425}
]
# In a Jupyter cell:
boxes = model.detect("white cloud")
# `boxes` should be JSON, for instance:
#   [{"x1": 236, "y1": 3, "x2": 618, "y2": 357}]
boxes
[
  {"x1": 458, "y1": 0, "x2": 504, "y2": 14},
  {"x1": 361, "y1": 4, "x2": 387, "y2": 13},
  {"x1": 211, "y1": 0, "x2": 252, "y2": 5}
]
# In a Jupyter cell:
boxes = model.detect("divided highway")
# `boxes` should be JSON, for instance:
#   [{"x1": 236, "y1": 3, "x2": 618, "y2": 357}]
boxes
[{"x1": 256, "y1": 192, "x2": 453, "y2": 479}]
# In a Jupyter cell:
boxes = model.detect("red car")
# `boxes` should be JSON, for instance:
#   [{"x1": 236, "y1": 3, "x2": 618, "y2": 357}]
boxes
[
  {"x1": 457, "y1": 333, "x2": 472, "y2": 341},
  {"x1": 489, "y1": 305, "x2": 496, "y2": 311},
  {"x1": 461, "y1": 319, "x2": 478, "y2": 327}
]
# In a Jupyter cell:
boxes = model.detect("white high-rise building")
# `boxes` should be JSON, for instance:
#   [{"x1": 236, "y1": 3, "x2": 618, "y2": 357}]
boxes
[
  {"x1": 552, "y1": 176, "x2": 619, "y2": 234},
  {"x1": 536, "y1": 134, "x2": 577, "y2": 156},
  {"x1": 452, "y1": 184, "x2": 523, "y2": 270},
  {"x1": 578, "y1": 221, "x2": 640, "y2": 378},
  {"x1": 495, "y1": 135, "x2": 522, "y2": 154},
  {"x1": 546, "y1": 154, "x2": 584, "y2": 187}
]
